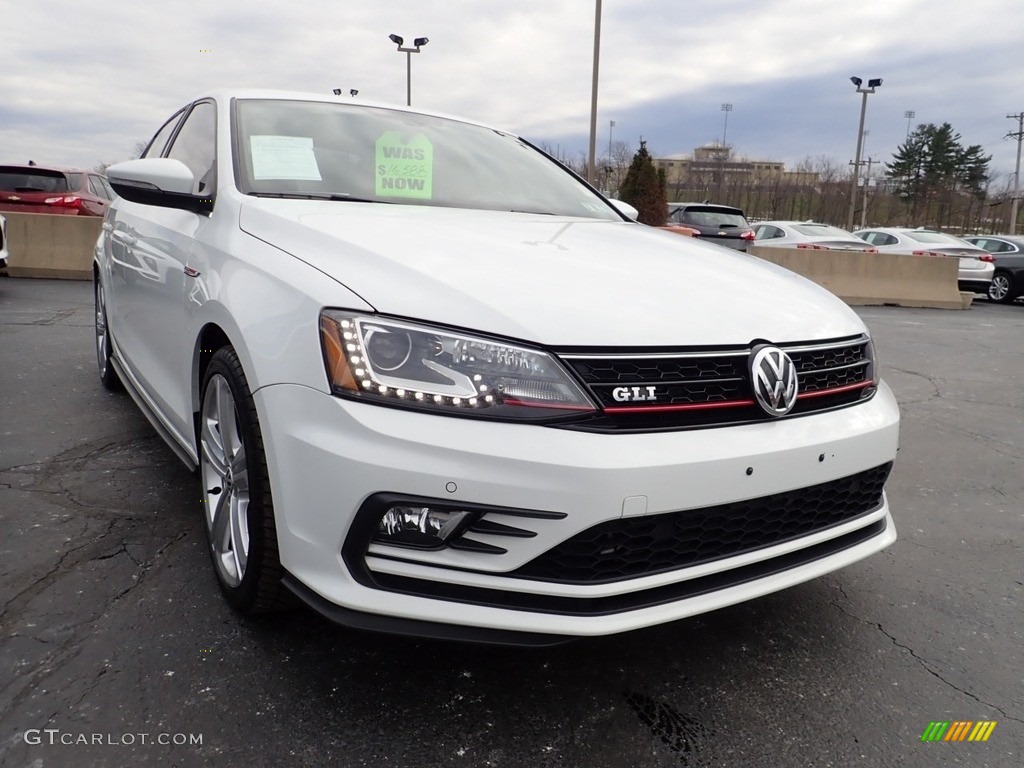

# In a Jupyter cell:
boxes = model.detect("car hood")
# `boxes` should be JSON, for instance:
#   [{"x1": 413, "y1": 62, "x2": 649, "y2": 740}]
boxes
[{"x1": 239, "y1": 201, "x2": 866, "y2": 347}]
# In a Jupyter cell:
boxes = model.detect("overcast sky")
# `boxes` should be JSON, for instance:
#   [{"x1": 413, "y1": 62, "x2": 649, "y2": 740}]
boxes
[{"x1": 3, "y1": 0, "x2": 1023, "y2": 187}]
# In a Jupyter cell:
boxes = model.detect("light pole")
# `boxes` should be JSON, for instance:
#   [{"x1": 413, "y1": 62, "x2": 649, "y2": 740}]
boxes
[
  {"x1": 587, "y1": 0, "x2": 603, "y2": 184},
  {"x1": 904, "y1": 110, "x2": 915, "y2": 140},
  {"x1": 1007, "y1": 112, "x2": 1024, "y2": 235},
  {"x1": 388, "y1": 34, "x2": 428, "y2": 107},
  {"x1": 721, "y1": 103, "x2": 733, "y2": 147},
  {"x1": 847, "y1": 76, "x2": 882, "y2": 231},
  {"x1": 860, "y1": 156, "x2": 876, "y2": 229},
  {"x1": 606, "y1": 119, "x2": 616, "y2": 194}
]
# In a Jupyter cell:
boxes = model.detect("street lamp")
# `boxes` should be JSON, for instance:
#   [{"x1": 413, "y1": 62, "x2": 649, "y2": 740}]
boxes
[
  {"x1": 388, "y1": 33, "x2": 428, "y2": 107},
  {"x1": 847, "y1": 76, "x2": 882, "y2": 230},
  {"x1": 721, "y1": 103, "x2": 733, "y2": 147},
  {"x1": 904, "y1": 110, "x2": 915, "y2": 140},
  {"x1": 587, "y1": 0, "x2": 603, "y2": 184}
]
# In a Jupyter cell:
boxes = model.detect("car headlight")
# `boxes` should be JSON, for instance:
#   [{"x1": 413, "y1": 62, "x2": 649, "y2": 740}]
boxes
[{"x1": 319, "y1": 310, "x2": 597, "y2": 420}]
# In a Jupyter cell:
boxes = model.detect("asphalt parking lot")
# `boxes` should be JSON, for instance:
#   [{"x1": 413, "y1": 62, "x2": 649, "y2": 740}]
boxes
[{"x1": 1, "y1": 277, "x2": 1021, "y2": 768}]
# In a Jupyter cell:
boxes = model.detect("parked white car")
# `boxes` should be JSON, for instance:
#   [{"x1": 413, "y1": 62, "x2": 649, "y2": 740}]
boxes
[
  {"x1": 0, "y1": 212, "x2": 8, "y2": 270},
  {"x1": 753, "y1": 221, "x2": 878, "y2": 252},
  {"x1": 96, "y1": 89, "x2": 900, "y2": 643},
  {"x1": 853, "y1": 227, "x2": 995, "y2": 294}
]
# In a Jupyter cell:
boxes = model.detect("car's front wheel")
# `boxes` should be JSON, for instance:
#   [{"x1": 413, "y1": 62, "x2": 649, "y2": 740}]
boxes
[
  {"x1": 199, "y1": 347, "x2": 285, "y2": 614},
  {"x1": 987, "y1": 272, "x2": 1014, "y2": 304},
  {"x1": 94, "y1": 274, "x2": 122, "y2": 391}
]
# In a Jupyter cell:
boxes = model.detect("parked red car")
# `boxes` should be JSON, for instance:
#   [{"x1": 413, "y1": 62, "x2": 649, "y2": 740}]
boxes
[{"x1": 0, "y1": 164, "x2": 116, "y2": 216}]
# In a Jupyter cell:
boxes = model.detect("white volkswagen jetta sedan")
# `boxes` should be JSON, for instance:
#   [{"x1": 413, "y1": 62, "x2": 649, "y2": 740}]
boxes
[{"x1": 96, "y1": 90, "x2": 899, "y2": 643}]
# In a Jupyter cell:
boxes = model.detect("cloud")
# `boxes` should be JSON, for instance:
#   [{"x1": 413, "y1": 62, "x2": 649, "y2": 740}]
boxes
[{"x1": 1, "y1": 0, "x2": 1021, "y2": 177}]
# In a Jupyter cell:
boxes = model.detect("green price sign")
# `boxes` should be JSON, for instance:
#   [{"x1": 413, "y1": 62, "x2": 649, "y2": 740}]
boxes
[{"x1": 375, "y1": 132, "x2": 433, "y2": 199}]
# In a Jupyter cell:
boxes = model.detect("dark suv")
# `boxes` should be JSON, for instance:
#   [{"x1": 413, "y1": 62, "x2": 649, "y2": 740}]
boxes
[
  {"x1": 0, "y1": 164, "x2": 115, "y2": 216},
  {"x1": 666, "y1": 202, "x2": 754, "y2": 251}
]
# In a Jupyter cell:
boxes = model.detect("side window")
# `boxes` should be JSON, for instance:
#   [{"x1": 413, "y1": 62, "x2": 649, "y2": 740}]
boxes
[
  {"x1": 880, "y1": 234, "x2": 898, "y2": 246},
  {"x1": 88, "y1": 176, "x2": 109, "y2": 199},
  {"x1": 100, "y1": 177, "x2": 117, "y2": 199},
  {"x1": 66, "y1": 173, "x2": 84, "y2": 193},
  {"x1": 166, "y1": 102, "x2": 217, "y2": 195},
  {"x1": 766, "y1": 226, "x2": 783, "y2": 239},
  {"x1": 860, "y1": 232, "x2": 878, "y2": 245},
  {"x1": 143, "y1": 109, "x2": 187, "y2": 159}
]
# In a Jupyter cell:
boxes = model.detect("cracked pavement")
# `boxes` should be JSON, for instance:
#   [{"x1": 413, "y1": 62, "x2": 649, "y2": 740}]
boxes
[{"x1": 1, "y1": 278, "x2": 1021, "y2": 768}]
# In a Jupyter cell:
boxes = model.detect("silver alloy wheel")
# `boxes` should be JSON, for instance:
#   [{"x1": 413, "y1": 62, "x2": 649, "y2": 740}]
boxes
[
  {"x1": 200, "y1": 374, "x2": 251, "y2": 587},
  {"x1": 95, "y1": 280, "x2": 109, "y2": 375},
  {"x1": 988, "y1": 274, "x2": 1010, "y2": 302}
]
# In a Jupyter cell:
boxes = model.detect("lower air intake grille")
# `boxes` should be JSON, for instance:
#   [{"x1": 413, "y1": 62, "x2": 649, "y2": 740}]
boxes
[{"x1": 514, "y1": 463, "x2": 892, "y2": 584}]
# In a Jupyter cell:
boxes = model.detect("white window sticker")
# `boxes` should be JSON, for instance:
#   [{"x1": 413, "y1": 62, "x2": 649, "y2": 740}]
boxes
[{"x1": 250, "y1": 135, "x2": 322, "y2": 180}]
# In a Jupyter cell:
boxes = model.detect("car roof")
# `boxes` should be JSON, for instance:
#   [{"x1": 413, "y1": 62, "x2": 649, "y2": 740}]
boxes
[
  {"x1": 967, "y1": 233, "x2": 1024, "y2": 243},
  {"x1": 0, "y1": 163, "x2": 92, "y2": 174},
  {"x1": 187, "y1": 88, "x2": 502, "y2": 135},
  {"x1": 758, "y1": 220, "x2": 841, "y2": 227},
  {"x1": 667, "y1": 202, "x2": 744, "y2": 213}
]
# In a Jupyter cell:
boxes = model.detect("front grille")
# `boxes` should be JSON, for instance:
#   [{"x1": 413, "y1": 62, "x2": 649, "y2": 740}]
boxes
[
  {"x1": 559, "y1": 336, "x2": 874, "y2": 431},
  {"x1": 514, "y1": 463, "x2": 892, "y2": 584}
]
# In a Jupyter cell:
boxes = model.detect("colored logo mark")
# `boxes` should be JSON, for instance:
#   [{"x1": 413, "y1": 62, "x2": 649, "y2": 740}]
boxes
[{"x1": 920, "y1": 721, "x2": 997, "y2": 742}]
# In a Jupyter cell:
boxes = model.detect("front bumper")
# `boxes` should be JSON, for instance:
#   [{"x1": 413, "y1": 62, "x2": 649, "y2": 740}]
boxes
[{"x1": 256, "y1": 381, "x2": 899, "y2": 639}]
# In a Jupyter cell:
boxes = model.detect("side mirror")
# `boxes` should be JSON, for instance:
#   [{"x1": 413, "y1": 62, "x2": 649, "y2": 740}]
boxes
[
  {"x1": 609, "y1": 199, "x2": 639, "y2": 221},
  {"x1": 107, "y1": 159, "x2": 212, "y2": 214}
]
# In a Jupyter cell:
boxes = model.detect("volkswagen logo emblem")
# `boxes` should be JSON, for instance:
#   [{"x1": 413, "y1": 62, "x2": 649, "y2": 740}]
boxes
[{"x1": 750, "y1": 346, "x2": 798, "y2": 416}]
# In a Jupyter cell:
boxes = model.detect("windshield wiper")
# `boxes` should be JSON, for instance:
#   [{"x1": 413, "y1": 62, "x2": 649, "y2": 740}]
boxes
[{"x1": 248, "y1": 192, "x2": 389, "y2": 204}]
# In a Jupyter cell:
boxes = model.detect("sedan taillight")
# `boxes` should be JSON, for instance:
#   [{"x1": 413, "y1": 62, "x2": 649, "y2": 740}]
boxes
[
  {"x1": 44, "y1": 195, "x2": 82, "y2": 208},
  {"x1": 979, "y1": 254, "x2": 995, "y2": 262},
  {"x1": 741, "y1": 230, "x2": 755, "y2": 240}
]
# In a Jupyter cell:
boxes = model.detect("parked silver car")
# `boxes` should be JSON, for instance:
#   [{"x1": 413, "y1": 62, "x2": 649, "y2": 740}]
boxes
[
  {"x1": 853, "y1": 227, "x2": 994, "y2": 294},
  {"x1": 753, "y1": 221, "x2": 877, "y2": 252}
]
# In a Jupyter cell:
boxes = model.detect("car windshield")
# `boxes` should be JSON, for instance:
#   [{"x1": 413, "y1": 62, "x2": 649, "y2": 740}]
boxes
[
  {"x1": 904, "y1": 231, "x2": 966, "y2": 245},
  {"x1": 0, "y1": 167, "x2": 70, "y2": 193},
  {"x1": 233, "y1": 99, "x2": 619, "y2": 219},
  {"x1": 791, "y1": 224, "x2": 857, "y2": 238}
]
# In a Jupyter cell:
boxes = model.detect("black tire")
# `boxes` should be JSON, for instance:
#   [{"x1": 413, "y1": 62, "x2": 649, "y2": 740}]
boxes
[
  {"x1": 94, "y1": 274, "x2": 122, "y2": 391},
  {"x1": 198, "y1": 346, "x2": 286, "y2": 614},
  {"x1": 987, "y1": 272, "x2": 1015, "y2": 304}
]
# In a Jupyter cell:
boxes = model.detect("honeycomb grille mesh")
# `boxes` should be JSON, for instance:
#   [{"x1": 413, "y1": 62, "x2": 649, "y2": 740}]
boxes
[{"x1": 514, "y1": 463, "x2": 892, "y2": 583}]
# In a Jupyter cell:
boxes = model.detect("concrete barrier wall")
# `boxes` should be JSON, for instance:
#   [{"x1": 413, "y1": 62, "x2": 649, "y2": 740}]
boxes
[
  {"x1": 748, "y1": 245, "x2": 970, "y2": 310},
  {"x1": 0, "y1": 213, "x2": 971, "y2": 309},
  {"x1": 3, "y1": 211, "x2": 102, "y2": 280}
]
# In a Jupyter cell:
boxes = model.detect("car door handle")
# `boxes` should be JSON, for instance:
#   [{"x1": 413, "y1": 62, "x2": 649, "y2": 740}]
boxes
[{"x1": 112, "y1": 232, "x2": 137, "y2": 246}]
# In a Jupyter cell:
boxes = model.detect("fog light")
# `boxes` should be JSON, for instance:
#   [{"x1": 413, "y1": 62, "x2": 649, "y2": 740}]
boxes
[{"x1": 375, "y1": 506, "x2": 473, "y2": 549}]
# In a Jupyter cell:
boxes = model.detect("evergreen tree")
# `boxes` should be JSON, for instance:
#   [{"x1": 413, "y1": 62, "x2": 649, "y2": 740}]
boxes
[
  {"x1": 619, "y1": 140, "x2": 667, "y2": 225},
  {"x1": 886, "y1": 123, "x2": 991, "y2": 204}
]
